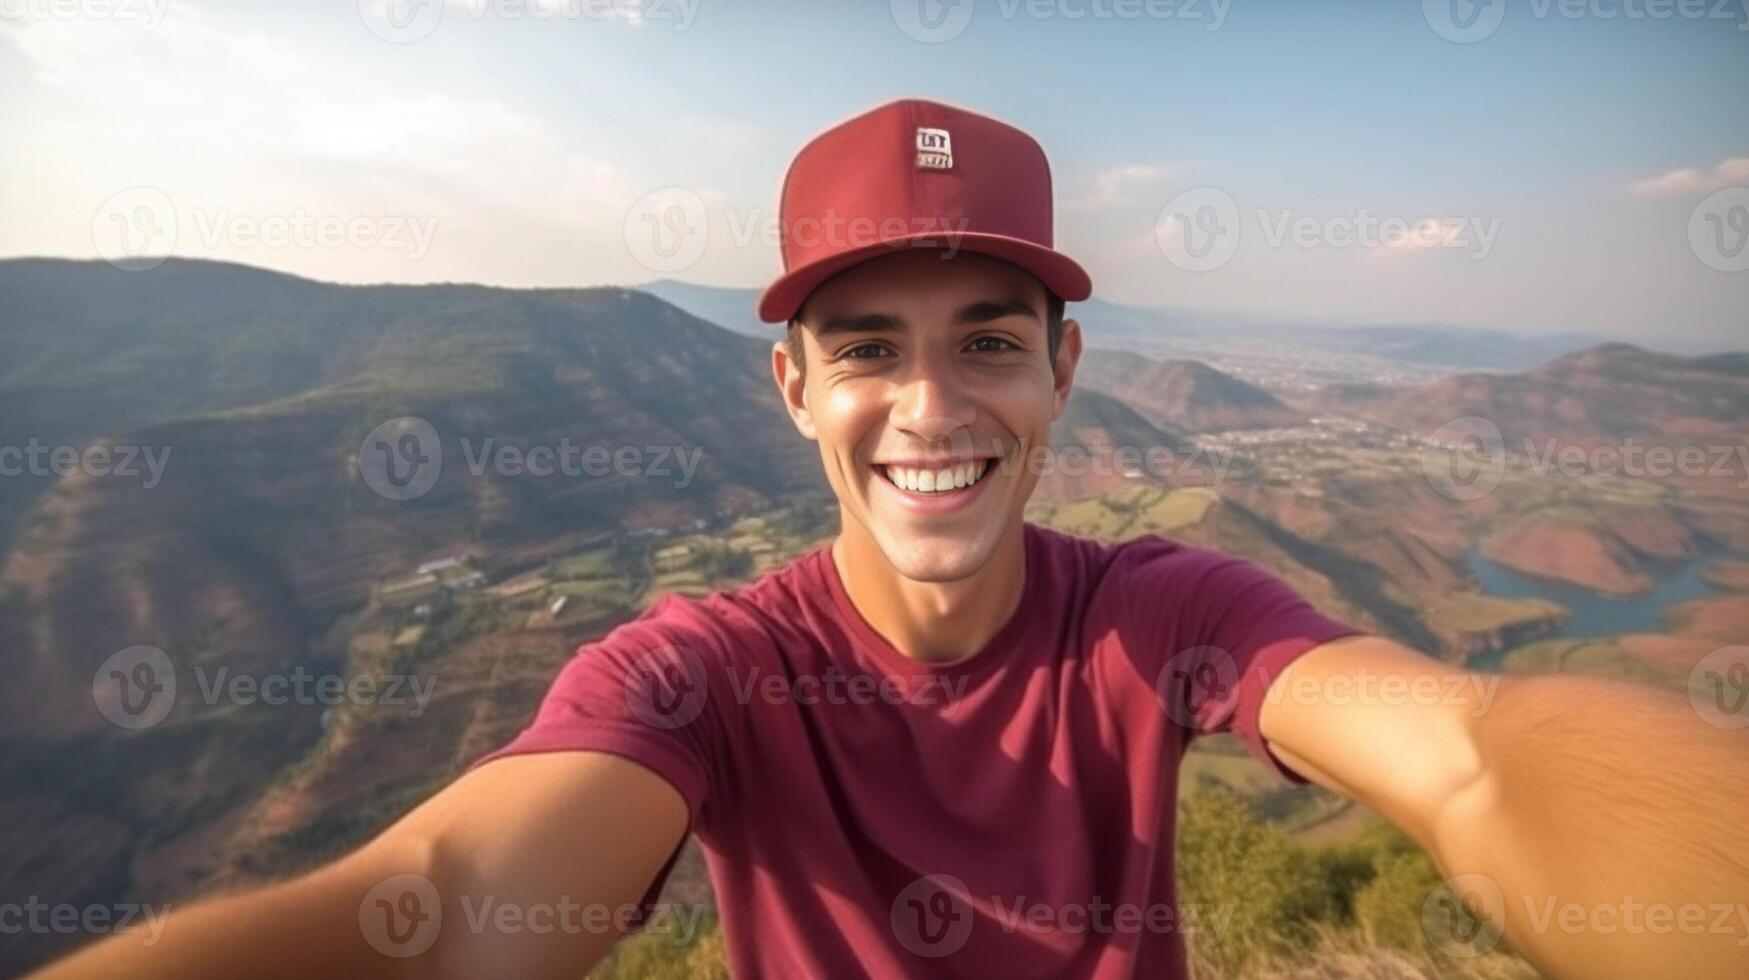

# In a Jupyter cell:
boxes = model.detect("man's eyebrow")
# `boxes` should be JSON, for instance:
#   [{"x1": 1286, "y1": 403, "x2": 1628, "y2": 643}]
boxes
[
  {"x1": 812, "y1": 298, "x2": 1039, "y2": 337},
  {"x1": 953, "y1": 298, "x2": 1042, "y2": 325},
  {"x1": 815, "y1": 311, "x2": 905, "y2": 338}
]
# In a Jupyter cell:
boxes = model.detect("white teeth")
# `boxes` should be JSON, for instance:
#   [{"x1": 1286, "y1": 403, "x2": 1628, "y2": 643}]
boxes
[{"x1": 881, "y1": 460, "x2": 988, "y2": 493}]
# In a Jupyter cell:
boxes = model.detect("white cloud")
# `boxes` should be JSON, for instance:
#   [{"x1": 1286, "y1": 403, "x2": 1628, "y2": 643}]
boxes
[
  {"x1": 0, "y1": 2, "x2": 723, "y2": 285},
  {"x1": 1063, "y1": 163, "x2": 1172, "y2": 212},
  {"x1": 1626, "y1": 157, "x2": 1749, "y2": 198}
]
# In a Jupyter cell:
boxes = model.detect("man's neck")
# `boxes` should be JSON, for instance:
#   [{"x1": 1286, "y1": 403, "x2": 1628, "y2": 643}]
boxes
[{"x1": 829, "y1": 520, "x2": 1028, "y2": 664}]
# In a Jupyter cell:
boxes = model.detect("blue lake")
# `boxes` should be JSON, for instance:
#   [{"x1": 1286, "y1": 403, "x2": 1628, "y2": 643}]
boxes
[{"x1": 1464, "y1": 544, "x2": 1728, "y2": 640}]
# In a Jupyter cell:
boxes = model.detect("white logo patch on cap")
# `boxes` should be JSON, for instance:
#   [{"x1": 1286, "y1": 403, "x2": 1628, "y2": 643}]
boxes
[{"x1": 915, "y1": 127, "x2": 953, "y2": 171}]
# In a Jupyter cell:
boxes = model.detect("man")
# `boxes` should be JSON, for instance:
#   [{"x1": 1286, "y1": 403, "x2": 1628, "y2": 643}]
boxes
[{"x1": 39, "y1": 99, "x2": 1749, "y2": 979}]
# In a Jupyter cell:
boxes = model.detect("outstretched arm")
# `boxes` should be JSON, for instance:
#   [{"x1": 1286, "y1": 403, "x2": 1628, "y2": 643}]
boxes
[
  {"x1": 1261, "y1": 635, "x2": 1749, "y2": 979},
  {"x1": 30, "y1": 751, "x2": 689, "y2": 980}
]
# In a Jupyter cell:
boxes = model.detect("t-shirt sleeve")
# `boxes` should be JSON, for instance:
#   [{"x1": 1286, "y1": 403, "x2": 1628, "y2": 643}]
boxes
[
  {"x1": 468, "y1": 594, "x2": 731, "y2": 913},
  {"x1": 1134, "y1": 546, "x2": 1368, "y2": 782},
  {"x1": 474, "y1": 594, "x2": 730, "y2": 817}
]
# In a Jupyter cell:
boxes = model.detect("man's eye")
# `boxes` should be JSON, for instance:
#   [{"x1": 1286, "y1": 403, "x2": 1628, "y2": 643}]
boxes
[
  {"x1": 968, "y1": 336, "x2": 1019, "y2": 352},
  {"x1": 844, "y1": 342, "x2": 890, "y2": 359}
]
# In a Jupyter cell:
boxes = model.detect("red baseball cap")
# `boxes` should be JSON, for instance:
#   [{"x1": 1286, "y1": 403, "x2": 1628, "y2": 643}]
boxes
[{"x1": 756, "y1": 98, "x2": 1092, "y2": 324}]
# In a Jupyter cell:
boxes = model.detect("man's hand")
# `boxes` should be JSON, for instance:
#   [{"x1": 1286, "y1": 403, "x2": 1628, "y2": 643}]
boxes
[
  {"x1": 31, "y1": 751, "x2": 689, "y2": 980},
  {"x1": 1260, "y1": 635, "x2": 1749, "y2": 979}
]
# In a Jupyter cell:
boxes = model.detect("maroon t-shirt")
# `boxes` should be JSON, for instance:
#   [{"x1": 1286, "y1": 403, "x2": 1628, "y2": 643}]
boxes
[{"x1": 480, "y1": 523, "x2": 1363, "y2": 978}]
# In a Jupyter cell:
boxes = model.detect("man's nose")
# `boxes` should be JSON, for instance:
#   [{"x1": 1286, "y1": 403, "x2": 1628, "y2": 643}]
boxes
[{"x1": 894, "y1": 364, "x2": 977, "y2": 445}]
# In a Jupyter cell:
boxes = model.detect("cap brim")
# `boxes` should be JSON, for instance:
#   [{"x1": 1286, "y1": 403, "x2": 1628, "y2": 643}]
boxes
[{"x1": 755, "y1": 232, "x2": 1092, "y2": 324}]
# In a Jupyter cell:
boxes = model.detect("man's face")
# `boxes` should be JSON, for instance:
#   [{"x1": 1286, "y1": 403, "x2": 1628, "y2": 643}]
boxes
[{"x1": 773, "y1": 250, "x2": 1081, "y2": 583}]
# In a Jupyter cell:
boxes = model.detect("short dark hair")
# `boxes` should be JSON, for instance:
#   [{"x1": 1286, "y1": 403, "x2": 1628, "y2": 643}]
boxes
[{"x1": 786, "y1": 291, "x2": 1066, "y2": 378}]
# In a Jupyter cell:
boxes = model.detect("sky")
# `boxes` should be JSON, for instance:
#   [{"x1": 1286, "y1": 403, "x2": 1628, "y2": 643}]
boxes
[{"x1": 1, "y1": 0, "x2": 1746, "y2": 349}]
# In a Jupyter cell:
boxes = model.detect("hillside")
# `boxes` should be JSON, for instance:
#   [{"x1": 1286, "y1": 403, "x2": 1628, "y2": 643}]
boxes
[
  {"x1": 1076, "y1": 347, "x2": 1309, "y2": 433},
  {"x1": 1308, "y1": 343, "x2": 1749, "y2": 497}
]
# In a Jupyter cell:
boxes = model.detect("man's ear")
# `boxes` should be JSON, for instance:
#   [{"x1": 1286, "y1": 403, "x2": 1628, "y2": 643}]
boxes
[
  {"x1": 1050, "y1": 316, "x2": 1084, "y2": 421},
  {"x1": 772, "y1": 337, "x2": 818, "y2": 440}
]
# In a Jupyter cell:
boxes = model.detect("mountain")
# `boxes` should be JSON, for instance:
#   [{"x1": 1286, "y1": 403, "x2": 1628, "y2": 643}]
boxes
[
  {"x1": 1076, "y1": 347, "x2": 1308, "y2": 433},
  {"x1": 636, "y1": 279, "x2": 1614, "y2": 371},
  {"x1": 1310, "y1": 342, "x2": 1749, "y2": 493}
]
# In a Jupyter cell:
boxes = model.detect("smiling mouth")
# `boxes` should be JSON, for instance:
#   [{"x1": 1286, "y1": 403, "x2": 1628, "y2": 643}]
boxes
[{"x1": 873, "y1": 460, "x2": 994, "y2": 494}]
